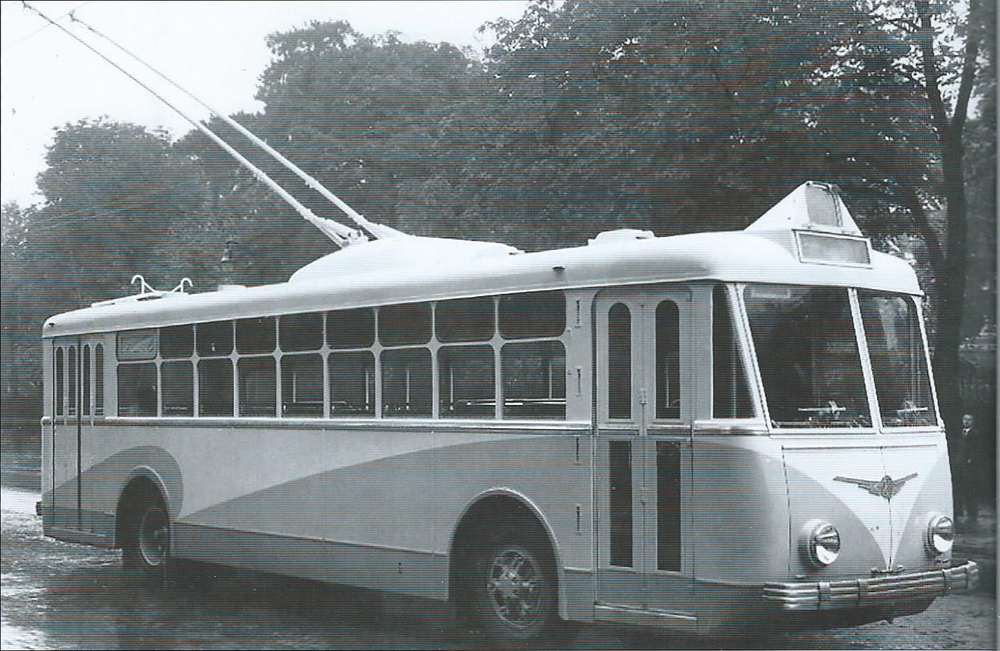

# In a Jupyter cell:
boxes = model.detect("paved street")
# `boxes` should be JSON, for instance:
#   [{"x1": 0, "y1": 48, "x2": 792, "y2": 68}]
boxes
[{"x1": 1, "y1": 479, "x2": 995, "y2": 650}]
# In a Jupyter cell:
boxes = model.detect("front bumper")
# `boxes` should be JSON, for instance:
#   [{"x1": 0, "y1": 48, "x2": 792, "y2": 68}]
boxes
[{"x1": 763, "y1": 560, "x2": 979, "y2": 611}]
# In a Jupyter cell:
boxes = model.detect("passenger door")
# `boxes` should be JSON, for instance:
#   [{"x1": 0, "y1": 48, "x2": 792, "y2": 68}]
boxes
[{"x1": 595, "y1": 289, "x2": 694, "y2": 625}]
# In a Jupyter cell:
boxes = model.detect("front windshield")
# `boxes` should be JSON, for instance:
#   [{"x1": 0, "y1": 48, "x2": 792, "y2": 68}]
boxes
[
  {"x1": 744, "y1": 285, "x2": 871, "y2": 428},
  {"x1": 858, "y1": 291, "x2": 937, "y2": 427}
]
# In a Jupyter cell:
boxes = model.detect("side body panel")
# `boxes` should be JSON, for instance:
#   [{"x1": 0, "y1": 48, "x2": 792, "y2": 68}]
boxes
[{"x1": 49, "y1": 420, "x2": 594, "y2": 610}]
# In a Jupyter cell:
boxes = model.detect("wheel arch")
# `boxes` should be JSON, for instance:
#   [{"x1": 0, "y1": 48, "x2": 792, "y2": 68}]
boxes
[
  {"x1": 447, "y1": 487, "x2": 568, "y2": 619},
  {"x1": 113, "y1": 466, "x2": 171, "y2": 548}
]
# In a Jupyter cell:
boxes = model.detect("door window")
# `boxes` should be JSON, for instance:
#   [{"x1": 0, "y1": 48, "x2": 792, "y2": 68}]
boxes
[
  {"x1": 608, "y1": 440, "x2": 634, "y2": 568},
  {"x1": 67, "y1": 347, "x2": 78, "y2": 416},
  {"x1": 82, "y1": 346, "x2": 91, "y2": 416},
  {"x1": 655, "y1": 301, "x2": 680, "y2": 419},
  {"x1": 55, "y1": 348, "x2": 64, "y2": 416},
  {"x1": 607, "y1": 303, "x2": 632, "y2": 420}
]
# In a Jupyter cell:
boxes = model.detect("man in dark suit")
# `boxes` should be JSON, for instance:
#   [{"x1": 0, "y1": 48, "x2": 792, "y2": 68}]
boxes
[{"x1": 953, "y1": 413, "x2": 980, "y2": 524}]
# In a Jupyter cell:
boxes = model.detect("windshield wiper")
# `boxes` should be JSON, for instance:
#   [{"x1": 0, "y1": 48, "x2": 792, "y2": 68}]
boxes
[
  {"x1": 895, "y1": 401, "x2": 929, "y2": 416},
  {"x1": 797, "y1": 400, "x2": 848, "y2": 417},
  {"x1": 772, "y1": 401, "x2": 870, "y2": 428}
]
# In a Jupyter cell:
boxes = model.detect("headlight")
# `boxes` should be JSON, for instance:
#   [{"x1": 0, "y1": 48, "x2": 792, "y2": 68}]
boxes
[
  {"x1": 926, "y1": 514, "x2": 954, "y2": 554},
  {"x1": 803, "y1": 520, "x2": 841, "y2": 566}
]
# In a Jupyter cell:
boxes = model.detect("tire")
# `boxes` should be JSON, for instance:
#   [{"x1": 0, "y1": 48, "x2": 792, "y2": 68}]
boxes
[
  {"x1": 123, "y1": 491, "x2": 170, "y2": 578},
  {"x1": 470, "y1": 535, "x2": 558, "y2": 643}
]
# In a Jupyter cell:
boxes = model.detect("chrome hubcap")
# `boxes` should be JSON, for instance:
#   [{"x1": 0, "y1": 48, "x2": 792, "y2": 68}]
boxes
[
  {"x1": 486, "y1": 549, "x2": 541, "y2": 628},
  {"x1": 138, "y1": 507, "x2": 168, "y2": 568}
]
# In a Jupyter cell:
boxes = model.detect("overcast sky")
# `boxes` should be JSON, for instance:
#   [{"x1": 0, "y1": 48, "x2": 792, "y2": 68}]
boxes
[{"x1": 0, "y1": 0, "x2": 529, "y2": 207}]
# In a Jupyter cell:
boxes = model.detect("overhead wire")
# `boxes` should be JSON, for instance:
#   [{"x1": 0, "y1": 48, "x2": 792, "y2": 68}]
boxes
[
  {"x1": 1, "y1": 1, "x2": 91, "y2": 54},
  {"x1": 68, "y1": 12, "x2": 403, "y2": 241},
  {"x1": 19, "y1": 1, "x2": 364, "y2": 249}
]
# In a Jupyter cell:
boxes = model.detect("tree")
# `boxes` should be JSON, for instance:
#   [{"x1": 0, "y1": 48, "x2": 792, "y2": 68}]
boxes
[
  {"x1": 433, "y1": 0, "x2": 940, "y2": 251},
  {"x1": 863, "y1": 0, "x2": 995, "y2": 435},
  {"x1": 1, "y1": 202, "x2": 45, "y2": 444},
  {"x1": 172, "y1": 21, "x2": 489, "y2": 284},
  {"x1": 36, "y1": 118, "x2": 209, "y2": 292}
]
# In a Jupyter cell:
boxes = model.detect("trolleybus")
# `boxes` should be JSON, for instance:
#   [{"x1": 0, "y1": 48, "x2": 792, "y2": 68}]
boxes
[{"x1": 40, "y1": 181, "x2": 977, "y2": 642}]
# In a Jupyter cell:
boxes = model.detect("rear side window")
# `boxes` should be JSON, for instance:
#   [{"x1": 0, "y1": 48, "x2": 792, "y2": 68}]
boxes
[{"x1": 118, "y1": 363, "x2": 157, "y2": 417}]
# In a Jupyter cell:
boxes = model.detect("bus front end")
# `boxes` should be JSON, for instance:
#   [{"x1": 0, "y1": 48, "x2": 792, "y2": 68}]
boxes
[{"x1": 737, "y1": 281, "x2": 976, "y2": 631}]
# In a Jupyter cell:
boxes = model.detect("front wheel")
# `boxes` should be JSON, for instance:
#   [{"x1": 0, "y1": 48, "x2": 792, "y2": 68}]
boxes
[
  {"x1": 470, "y1": 538, "x2": 558, "y2": 642},
  {"x1": 123, "y1": 494, "x2": 170, "y2": 577}
]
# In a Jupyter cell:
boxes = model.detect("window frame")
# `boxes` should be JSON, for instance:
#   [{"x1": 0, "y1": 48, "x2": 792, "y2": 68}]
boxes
[{"x1": 101, "y1": 290, "x2": 573, "y2": 423}]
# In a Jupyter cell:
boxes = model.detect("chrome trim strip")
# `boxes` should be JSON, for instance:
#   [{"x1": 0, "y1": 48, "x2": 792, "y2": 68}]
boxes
[
  {"x1": 692, "y1": 420, "x2": 770, "y2": 436},
  {"x1": 93, "y1": 417, "x2": 591, "y2": 433},
  {"x1": 763, "y1": 561, "x2": 979, "y2": 610},
  {"x1": 594, "y1": 603, "x2": 697, "y2": 631},
  {"x1": 176, "y1": 522, "x2": 445, "y2": 558}
]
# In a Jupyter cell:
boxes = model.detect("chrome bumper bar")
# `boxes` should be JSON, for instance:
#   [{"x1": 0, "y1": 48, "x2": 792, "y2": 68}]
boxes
[{"x1": 763, "y1": 561, "x2": 979, "y2": 611}]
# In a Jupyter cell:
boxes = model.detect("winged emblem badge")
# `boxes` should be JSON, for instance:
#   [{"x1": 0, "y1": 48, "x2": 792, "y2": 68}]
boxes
[{"x1": 833, "y1": 473, "x2": 918, "y2": 500}]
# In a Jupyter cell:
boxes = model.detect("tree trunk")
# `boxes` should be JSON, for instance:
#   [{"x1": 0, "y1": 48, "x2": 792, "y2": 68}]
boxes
[
  {"x1": 931, "y1": 137, "x2": 970, "y2": 437},
  {"x1": 914, "y1": 0, "x2": 981, "y2": 440}
]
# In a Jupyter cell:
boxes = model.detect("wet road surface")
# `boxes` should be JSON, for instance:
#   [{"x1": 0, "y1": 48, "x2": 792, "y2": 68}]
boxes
[{"x1": 2, "y1": 483, "x2": 995, "y2": 650}]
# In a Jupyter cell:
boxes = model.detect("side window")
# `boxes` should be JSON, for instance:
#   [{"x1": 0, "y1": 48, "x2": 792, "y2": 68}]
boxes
[
  {"x1": 497, "y1": 291, "x2": 567, "y2": 420},
  {"x1": 330, "y1": 352, "x2": 375, "y2": 416},
  {"x1": 439, "y1": 345, "x2": 495, "y2": 418},
  {"x1": 94, "y1": 344, "x2": 104, "y2": 415},
  {"x1": 197, "y1": 321, "x2": 234, "y2": 357},
  {"x1": 712, "y1": 286, "x2": 753, "y2": 418},
  {"x1": 67, "y1": 346, "x2": 77, "y2": 416},
  {"x1": 328, "y1": 308, "x2": 375, "y2": 349},
  {"x1": 436, "y1": 297, "x2": 495, "y2": 343},
  {"x1": 55, "y1": 347, "x2": 64, "y2": 416},
  {"x1": 162, "y1": 361, "x2": 194, "y2": 416},
  {"x1": 82, "y1": 345, "x2": 91, "y2": 416},
  {"x1": 118, "y1": 363, "x2": 157, "y2": 416},
  {"x1": 501, "y1": 341, "x2": 566, "y2": 419},
  {"x1": 161, "y1": 325, "x2": 194, "y2": 359},
  {"x1": 607, "y1": 303, "x2": 632, "y2": 420},
  {"x1": 237, "y1": 317, "x2": 276, "y2": 355},
  {"x1": 379, "y1": 303, "x2": 432, "y2": 346},
  {"x1": 238, "y1": 357, "x2": 276, "y2": 416},
  {"x1": 282, "y1": 354, "x2": 323, "y2": 417},
  {"x1": 499, "y1": 291, "x2": 565, "y2": 339},
  {"x1": 655, "y1": 301, "x2": 680, "y2": 419},
  {"x1": 198, "y1": 358, "x2": 233, "y2": 417},
  {"x1": 280, "y1": 313, "x2": 323, "y2": 352},
  {"x1": 382, "y1": 348, "x2": 432, "y2": 416}
]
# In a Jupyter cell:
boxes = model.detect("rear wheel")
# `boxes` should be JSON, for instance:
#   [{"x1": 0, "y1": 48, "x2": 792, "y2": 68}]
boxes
[
  {"x1": 123, "y1": 491, "x2": 170, "y2": 578},
  {"x1": 470, "y1": 536, "x2": 558, "y2": 643}
]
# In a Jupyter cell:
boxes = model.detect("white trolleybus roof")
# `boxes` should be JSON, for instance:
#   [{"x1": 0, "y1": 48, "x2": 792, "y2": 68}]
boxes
[{"x1": 43, "y1": 181, "x2": 919, "y2": 339}]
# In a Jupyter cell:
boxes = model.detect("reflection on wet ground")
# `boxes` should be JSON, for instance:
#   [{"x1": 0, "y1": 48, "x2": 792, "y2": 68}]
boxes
[{"x1": 2, "y1": 489, "x2": 468, "y2": 650}]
